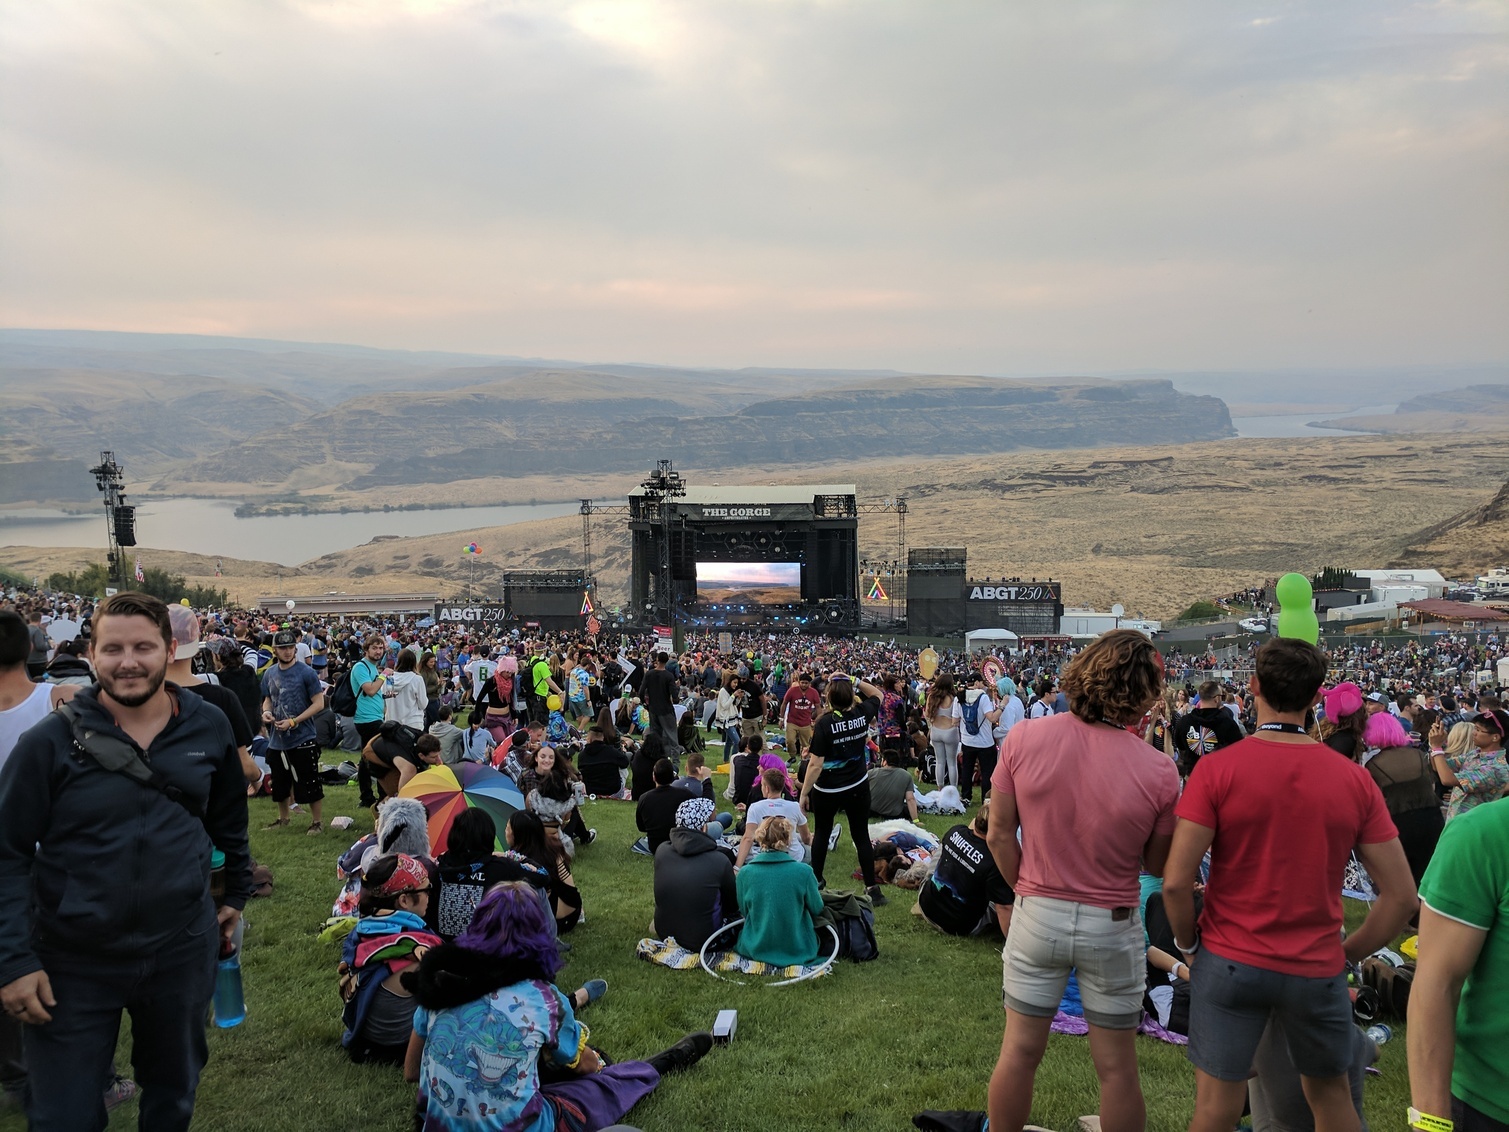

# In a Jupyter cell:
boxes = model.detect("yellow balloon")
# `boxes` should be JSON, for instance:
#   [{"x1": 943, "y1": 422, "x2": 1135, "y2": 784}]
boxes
[
  {"x1": 180, "y1": 598, "x2": 191, "y2": 607},
  {"x1": 919, "y1": 647, "x2": 939, "y2": 681},
  {"x1": 547, "y1": 694, "x2": 562, "y2": 712}
]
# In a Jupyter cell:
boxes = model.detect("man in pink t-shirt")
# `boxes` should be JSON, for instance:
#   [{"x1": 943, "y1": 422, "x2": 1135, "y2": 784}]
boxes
[
  {"x1": 1163, "y1": 638, "x2": 1415, "y2": 1132},
  {"x1": 986, "y1": 630, "x2": 1180, "y2": 1132}
]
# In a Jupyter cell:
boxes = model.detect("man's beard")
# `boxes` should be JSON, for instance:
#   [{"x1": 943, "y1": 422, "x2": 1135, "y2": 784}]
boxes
[{"x1": 99, "y1": 661, "x2": 169, "y2": 708}]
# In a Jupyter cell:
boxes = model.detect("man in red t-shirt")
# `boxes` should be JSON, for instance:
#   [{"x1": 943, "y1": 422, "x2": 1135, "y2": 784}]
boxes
[
  {"x1": 780, "y1": 673, "x2": 822, "y2": 760},
  {"x1": 1164, "y1": 638, "x2": 1416, "y2": 1132}
]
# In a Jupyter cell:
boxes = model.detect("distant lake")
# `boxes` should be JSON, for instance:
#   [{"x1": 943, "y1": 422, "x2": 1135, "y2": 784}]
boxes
[
  {"x1": 1232, "y1": 403, "x2": 1397, "y2": 438},
  {"x1": 0, "y1": 498, "x2": 583, "y2": 563}
]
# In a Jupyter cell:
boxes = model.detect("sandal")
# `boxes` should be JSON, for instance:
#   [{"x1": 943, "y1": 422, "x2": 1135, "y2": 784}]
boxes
[
  {"x1": 263, "y1": 818, "x2": 290, "y2": 829},
  {"x1": 306, "y1": 822, "x2": 324, "y2": 836}
]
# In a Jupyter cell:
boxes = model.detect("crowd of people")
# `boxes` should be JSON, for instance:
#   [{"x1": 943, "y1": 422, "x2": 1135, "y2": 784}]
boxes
[{"x1": 1, "y1": 579, "x2": 1507, "y2": 1132}]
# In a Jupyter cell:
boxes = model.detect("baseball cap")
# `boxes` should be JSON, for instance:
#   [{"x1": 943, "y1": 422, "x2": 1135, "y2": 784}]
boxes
[
  {"x1": 272, "y1": 628, "x2": 299, "y2": 649},
  {"x1": 167, "y1": 604, "x2": 203, "y2": 661},
  {"x1": 1366, "y1": 691, "x2": 1388, "y2": 704}
]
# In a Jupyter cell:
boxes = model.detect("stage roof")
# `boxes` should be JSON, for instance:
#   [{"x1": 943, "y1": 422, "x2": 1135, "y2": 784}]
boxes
[{"x1": 628, "y1": 484, "x2": 856, "y2": 505}]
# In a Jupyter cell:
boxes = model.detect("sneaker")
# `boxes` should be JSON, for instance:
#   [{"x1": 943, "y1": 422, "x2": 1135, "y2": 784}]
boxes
[
  {"x1": 585, "y1": 829, "x2": 598, "y2": 845},
  {"x1": 867, "y1": 884, "x2": 889, "y2": 907},
  {"x1": 828, "y1": 823, "x2": 842, "y2": 851},
  {"x1": 646, "y1": 1031, "x2": 714, "y2": 1076},
  {"x1": 104, "y1": 1076, "x2": 138, "y2": 1111},
  {"x1": 263, "y1": 817, "x2": 290, "y2": 829}
]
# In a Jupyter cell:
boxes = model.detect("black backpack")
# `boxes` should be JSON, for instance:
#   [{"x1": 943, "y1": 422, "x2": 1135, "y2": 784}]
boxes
[
  {"x1": 328, "y1": 670, "x2": 358, "y2": 717},
  {"x1": 820, "y1": 890, "x2": 879, "y2": 962}
]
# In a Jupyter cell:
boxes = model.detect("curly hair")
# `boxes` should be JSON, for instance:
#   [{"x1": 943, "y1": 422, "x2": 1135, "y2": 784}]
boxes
[{"x1": 1058, "y1": 629, "x2": 1164, "y2": 726}]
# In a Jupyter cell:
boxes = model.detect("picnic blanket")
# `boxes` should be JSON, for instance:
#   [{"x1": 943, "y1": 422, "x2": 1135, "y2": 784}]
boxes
[
  {"x1": 1048, "y1": 972, "x2": 1187, "y2": 1045},
  {"x1": 636, "y1": 936, "x2": 830, "y2": 981}
]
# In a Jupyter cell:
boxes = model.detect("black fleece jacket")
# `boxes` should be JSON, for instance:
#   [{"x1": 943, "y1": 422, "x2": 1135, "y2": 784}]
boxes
[{"x1": 0, "y1": 683, "x2": 251, "y2": 985}]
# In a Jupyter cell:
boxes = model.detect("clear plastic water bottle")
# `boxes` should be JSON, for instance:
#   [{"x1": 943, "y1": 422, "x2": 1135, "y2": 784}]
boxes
[
  {"x1": 212, "y1": 943, "x2": 246, "y2": 1028},
  {"x1": 1365, "y1": 1023, "x2": 1391, "y2": 1046}
]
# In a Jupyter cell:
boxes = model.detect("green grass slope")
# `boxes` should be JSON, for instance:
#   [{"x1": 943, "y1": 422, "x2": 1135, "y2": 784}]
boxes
[{"x1": 0, "y1": 761, "x2": 1412, "y2": 1132}]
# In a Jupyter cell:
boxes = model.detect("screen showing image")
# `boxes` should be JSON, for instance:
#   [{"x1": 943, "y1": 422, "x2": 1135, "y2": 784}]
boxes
[{"x1": 696, "y1": 561, "x2": 802, "y2": 605}]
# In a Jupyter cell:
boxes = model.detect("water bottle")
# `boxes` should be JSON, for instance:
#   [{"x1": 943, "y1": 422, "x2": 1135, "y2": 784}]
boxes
[
  {"x1": 212, "y1": 942, "x2": 246, "y2": 1028},
  {"x1": 1365, "y1": 1023, "x2": 1392, "y2": 1046}
]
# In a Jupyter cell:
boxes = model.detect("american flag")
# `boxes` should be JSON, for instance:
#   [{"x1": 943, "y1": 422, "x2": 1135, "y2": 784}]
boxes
[{"x1": 134, "y1": 558, "x2": 145, "y2": 583}]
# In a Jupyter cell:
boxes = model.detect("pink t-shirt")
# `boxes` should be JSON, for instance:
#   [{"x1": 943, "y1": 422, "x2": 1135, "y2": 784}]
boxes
[{"x1": 991, "y1": 713, "x2": 1180, "y2": 908}]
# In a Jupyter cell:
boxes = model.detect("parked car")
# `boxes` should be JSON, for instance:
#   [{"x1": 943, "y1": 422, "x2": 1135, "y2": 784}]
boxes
[{"x1": 1238, "y1": 617, "x2": 1271, "y2": 633}]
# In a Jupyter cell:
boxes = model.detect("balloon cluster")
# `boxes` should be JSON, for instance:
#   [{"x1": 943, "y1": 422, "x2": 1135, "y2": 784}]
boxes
[{"x1": 463, "y1": 543, "x2": 481, "y2": 555}]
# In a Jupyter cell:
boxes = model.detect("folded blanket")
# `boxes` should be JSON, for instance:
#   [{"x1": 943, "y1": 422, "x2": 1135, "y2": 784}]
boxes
[{"x1": 636, "y1": 937, "x2": 829, "y2": 980}]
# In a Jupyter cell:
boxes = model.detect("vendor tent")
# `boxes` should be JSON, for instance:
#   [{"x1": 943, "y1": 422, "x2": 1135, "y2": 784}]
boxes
[{"x1": 965, "y1": 628, "x2": 1020, "y2": 654}]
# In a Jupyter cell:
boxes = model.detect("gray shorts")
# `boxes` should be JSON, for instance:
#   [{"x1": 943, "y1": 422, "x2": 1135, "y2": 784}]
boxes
[
  {"x1": 1187, "y1": 949, "x2": 1355, "y2": 1082},
  {"x1": 1001, "y1": 894, "x2": 1145, "y2": 1030}
]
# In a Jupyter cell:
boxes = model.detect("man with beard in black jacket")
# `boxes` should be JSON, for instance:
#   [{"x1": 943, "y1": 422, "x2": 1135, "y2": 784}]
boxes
[
  {"x1": 1170, "y1": 679, "x2": 1247, "y2": 778},
  {"x1": 0, "y1": 592, "x2": 251, "y2": 1132}
]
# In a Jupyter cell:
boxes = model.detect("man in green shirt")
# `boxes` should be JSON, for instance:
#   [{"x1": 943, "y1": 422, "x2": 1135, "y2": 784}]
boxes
[{"x1": 1409, "y1": 799, "x2": 1509, "y2": 1132}]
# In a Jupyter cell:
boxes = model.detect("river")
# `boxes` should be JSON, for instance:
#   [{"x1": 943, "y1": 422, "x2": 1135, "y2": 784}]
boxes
[
  {"x1": 0, "y1": 498, "x2": 584, "y2": 563},
  {"x1": 1231, "y1": 403, "x2": 1397, "y2": 438}
]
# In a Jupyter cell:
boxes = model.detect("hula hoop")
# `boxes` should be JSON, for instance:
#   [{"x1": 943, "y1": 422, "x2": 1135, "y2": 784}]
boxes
[{"x1": 698, "y1": 919, "x2": 840, "y2": 987}]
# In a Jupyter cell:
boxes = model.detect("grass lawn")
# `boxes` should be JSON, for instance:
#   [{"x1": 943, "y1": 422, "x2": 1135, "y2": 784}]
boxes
[{"x1": 1, "y1": 741, "x2": 1415, "y2": 1132}]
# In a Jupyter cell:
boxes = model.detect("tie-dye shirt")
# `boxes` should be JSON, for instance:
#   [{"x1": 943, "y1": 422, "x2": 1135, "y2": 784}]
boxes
[{"x1": 412, "y1": 979, "x2": 584, "y2": 1132}]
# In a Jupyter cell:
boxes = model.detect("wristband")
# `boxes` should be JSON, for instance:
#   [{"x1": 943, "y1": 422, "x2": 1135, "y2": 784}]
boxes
[
  {"x1": 1173, "y1": 932, "x2": 1200, "y2": 954},
  {"x1": 1408, "y1": 1109, "x2": 1452, "y2": 1132}
]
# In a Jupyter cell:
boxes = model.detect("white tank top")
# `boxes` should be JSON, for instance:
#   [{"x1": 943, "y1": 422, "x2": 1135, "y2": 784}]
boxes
[{"x1": 0, "y1": 682, "x2": 55, "y2": 772}]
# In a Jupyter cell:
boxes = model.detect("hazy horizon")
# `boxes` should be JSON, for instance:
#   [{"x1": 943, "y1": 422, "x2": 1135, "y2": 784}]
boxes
[{"x1": 3, "y1": 1, "x2": 1506, "y2": 375}]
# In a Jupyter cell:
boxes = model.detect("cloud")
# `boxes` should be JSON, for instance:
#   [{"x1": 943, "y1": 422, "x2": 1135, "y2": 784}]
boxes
[{"x1": 1, "y1": 0, "x2": 1505, "y2": 372}]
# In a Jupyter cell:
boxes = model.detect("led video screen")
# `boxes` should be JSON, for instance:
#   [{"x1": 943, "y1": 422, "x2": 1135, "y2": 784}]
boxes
[{"x1": 695, "y1": 561, "x2": 802, "y2": 605}]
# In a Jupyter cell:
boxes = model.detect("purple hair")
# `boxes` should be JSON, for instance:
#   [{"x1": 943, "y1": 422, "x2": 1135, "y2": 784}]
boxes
[
  {"x1": 454, "y1": 880, "x2": 562, "y2": 980},
  {"x1": 758, "y1": 753, "x2": 795, "y2": 796},
  {"x1": 1363, "y1": 711, "x2": 1411, "y2": 750}
]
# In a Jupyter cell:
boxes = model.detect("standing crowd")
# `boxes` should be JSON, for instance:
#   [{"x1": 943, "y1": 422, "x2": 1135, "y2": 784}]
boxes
[{"x1": 1, "y1": 581, "x2": 1507, "y2": 1132}]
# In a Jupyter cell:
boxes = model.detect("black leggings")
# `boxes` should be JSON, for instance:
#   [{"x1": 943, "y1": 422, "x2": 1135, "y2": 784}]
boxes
[{"x1": 807, "y1": 780, "x2": 877, "y2": 888}]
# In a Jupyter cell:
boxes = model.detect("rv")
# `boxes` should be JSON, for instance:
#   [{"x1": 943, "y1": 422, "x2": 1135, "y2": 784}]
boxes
[{"x1": 1477, "y1": 568, "x2": 1509, "y2": 598}]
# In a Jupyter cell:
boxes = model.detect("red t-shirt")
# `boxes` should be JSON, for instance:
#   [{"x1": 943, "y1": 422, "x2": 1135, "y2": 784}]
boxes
[
  {"x1": 991, "y1": 713, "x2": 1180, "y2": 908},
  {"x1": 781, "y1": 685, "x2": 822, "y2": 728},
  {"x1": 1176, "y1": 735, "x2": 1397, "y2": 977}
]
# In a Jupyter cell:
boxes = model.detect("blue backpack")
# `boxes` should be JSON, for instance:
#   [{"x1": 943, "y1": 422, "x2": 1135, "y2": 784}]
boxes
[{"x1": 961, "y1": 696, "x2": 983, "y2": 737}]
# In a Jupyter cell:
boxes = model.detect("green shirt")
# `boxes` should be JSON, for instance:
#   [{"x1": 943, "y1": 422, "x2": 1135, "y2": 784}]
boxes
[{"x1": 1418, "y1": 799, "x2": 1509, "y2": 1124}]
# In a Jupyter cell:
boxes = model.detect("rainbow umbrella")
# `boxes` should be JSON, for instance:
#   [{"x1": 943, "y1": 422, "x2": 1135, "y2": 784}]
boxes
[{"x1": 399, "y1": 762, "x2": 524, "y2": 854}]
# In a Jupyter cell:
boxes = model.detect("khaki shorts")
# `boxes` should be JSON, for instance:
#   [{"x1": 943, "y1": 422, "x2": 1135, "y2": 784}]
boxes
[
  {"x1": 785, "y1": 723, "x2": 814, "y2": 755},
  {"x1": 740, "y1": 718, "x2": 764, "y2": 741},
  {"x1": 1001, "y1": 894, "x2": 1145, "y2": 1030}
]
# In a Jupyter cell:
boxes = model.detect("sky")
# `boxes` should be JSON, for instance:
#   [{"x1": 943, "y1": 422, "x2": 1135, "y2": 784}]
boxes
[
  {"x1": 2, "y1": 0, "x2": 1506, "y2": 374},
  {"x1": 696, "y1": 561, "x2": 802, "y2": 587}
]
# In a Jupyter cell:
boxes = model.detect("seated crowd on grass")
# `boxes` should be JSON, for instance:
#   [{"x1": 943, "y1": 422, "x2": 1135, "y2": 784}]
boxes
[{"x1": 1, "y1": 584, "x2": 1508, "y2": 1131}]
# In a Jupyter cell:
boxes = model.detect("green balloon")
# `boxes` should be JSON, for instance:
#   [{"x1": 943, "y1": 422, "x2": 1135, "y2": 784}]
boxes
[{"x1": 1274, "y1": 572, "x2": 1319, "y2": 644}]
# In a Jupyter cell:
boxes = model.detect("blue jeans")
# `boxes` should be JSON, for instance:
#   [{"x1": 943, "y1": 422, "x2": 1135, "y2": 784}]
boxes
[{"x1": 24, "y1": 916, "x2": 218, "y2": 1132}]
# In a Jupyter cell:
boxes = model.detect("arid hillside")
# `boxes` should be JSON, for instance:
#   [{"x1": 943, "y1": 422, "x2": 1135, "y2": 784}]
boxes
[{"x1": 10, "y1": 431, "x2": 1509, "y2": 619}]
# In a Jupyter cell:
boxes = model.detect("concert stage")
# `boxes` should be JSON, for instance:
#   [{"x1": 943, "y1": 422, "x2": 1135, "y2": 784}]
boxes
[{"x1": 628, "y1": 481, "x2": 860, "y2": 630}]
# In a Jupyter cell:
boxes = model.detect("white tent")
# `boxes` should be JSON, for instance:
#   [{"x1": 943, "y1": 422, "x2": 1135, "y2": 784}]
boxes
[{"x1": 965, "y1": 628, "x2": 1020, "y2": 654}]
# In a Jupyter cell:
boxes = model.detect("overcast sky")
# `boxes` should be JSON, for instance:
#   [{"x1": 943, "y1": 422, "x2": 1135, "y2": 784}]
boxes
[{"x1": 2, "y1": 0, "x2": 1505, "y2": 373}]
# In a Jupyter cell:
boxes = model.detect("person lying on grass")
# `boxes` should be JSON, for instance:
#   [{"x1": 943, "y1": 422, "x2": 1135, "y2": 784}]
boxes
[{"x1": 404, "y1": 880, "x2": 713, "y2": 1130}]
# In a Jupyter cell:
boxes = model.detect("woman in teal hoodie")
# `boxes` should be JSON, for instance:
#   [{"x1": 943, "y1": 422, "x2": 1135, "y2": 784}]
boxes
[{"x1": 735, "y1": 816, "x2": 824, "y2": 966}]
